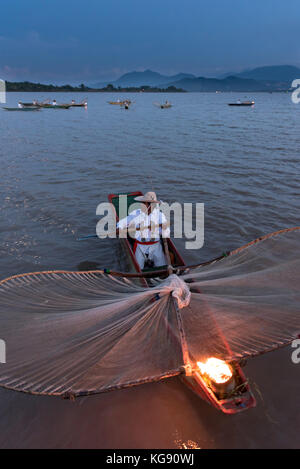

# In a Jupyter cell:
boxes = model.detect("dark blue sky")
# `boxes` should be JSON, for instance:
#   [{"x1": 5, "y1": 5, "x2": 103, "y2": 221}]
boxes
[{"x1": 0, "y1": 0, "x2": 299, "y2": 83}]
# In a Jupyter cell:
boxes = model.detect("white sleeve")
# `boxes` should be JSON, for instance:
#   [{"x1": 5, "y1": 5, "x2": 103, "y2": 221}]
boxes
[{"x1": 117, "y1": 210, "x2": 139, "y2": 229}]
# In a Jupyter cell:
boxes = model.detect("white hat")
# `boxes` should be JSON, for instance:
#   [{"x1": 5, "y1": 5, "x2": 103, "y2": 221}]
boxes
[{"x1": 134, "y1": 191, "x2": 159, "y2": 203}]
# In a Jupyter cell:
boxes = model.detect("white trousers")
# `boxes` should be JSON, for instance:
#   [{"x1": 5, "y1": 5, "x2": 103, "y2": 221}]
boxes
[{"x1": 135, "y1": 241, "x2": 166, "y2": 270}]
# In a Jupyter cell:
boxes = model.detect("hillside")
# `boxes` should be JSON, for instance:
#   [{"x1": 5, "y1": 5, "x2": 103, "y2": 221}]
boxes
[
  {"x1": 94, "y1": 69, "x2": 195, "y2": 88},
  {"x1": 236, "y1": 65, "x2": 300, "y2": 82},
  {"x1": 166, "y1": 76, "x2": 270, "y2": 92}
]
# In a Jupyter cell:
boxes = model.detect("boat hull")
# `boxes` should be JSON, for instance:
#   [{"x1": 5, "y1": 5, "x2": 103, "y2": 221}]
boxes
[
  {"x1": 39, "y1": 104, "x2": 71, "y2": 109},
  {"x1": 228, "y1": 102, "x2": 255, "y2": 106},
  {"x1": 108, "y1": 101, "x2": 132, "y2": 106},
  {"x1": 181, "y1": 365, "x2": 256, "y2": 414},
  {"x1": 3, "y1": 107, "x2": 40, "y2": 111}
]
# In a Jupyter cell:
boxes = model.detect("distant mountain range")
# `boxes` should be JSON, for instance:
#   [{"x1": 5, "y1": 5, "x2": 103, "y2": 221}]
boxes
[
  {"x1": 231, "y1": 65, "x2": 300, "y2": 82},
  {"x1": 166, "y1": 76, "x2": 269, "y2": 92},
  {"x1": 93, "y1": 70, "x2": 196, "y2": 88},
  {"x1": 94, "y1": 65, "x2": 300, "y2": 92}
]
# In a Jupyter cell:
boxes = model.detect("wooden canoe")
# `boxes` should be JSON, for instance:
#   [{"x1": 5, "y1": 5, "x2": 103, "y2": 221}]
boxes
[
  {"x1": 228, "y1": 101, "x2": 255, "y2": 106},
  {"x1": 39, "y1": 103, "x2": 71, "y2": 109},
  {"x1": 19, "y1": 102, "x2": 38, "y2": 108},
  {"x1": 108, "y1": 191, "x2": 185, "y2": 286},
  {"x1": 70, "y1": 102, "x2": 87, "y2": 107},
  {"x1": 108, "y1": 100, "x2": 132, "y2": 106},
  {"x1": 108, "y1": 190, "x2": 256, "y2": 413},
  {"x1": 3, "y1": 107, "x2": 40, "y2": 111}
]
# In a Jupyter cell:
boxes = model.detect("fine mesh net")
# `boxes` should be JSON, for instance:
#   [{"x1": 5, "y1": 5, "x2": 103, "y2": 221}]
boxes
[{"x1": 0, "y1": 227, "x2": 299, "y2": 397}]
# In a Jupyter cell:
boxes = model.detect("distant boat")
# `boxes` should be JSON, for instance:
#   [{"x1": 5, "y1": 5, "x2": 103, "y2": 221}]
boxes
[
  {"x1": 2, "y1": 106, "x2": 40, "y2": 111},
  {"x1": 70, "y1": 100, "x2": 87, "y2": 108},
  {"x1": 108, "y1": 100, "x2": 131, "y2": 106},
  {"x1": 228, "y1": 101, "x2": 255, "y2": 107},
  {"x1": 20, "y1": 100, "x2": 71, "y2": 109},
  {"x1": 39, "y1": 103, "x2": 71, "y2": 109},
  {"x1": 154, "y1": 102, "x2": 172, "y2": 109},
  {"x1": 18, "y1": 102, "x2": 38, "y2": 108},
  {"x1": 121, "y1": 100, "x2": 131, "y2": 110}
]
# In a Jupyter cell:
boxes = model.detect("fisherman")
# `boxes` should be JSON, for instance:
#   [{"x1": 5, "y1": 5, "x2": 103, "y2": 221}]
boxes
[
  {"x1": 52, "y1": 99, "x2": 57, "y2": 106},
  {"x1": 18, "y1": 102, "x2": 22, "y2": 108},
  {"x1": 71, "y1": 100, "x2": 75, "y2": 105},
  {"x1": 117, "y1": 192, "x2": 170, "y2": 269}
]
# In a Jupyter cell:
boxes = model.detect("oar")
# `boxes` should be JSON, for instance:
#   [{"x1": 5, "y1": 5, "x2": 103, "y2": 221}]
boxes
[
  {"x1": 162, "y1": 236, "x2": 173, "y2": 276},
  {"x1": 77, "y1": 234, "x2": 98, "y2": 241}
]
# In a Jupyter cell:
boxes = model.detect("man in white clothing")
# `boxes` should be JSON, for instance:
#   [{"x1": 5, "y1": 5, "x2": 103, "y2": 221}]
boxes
[{"x1": 117, "y1": 192, "x2": 170, "y2": 270}]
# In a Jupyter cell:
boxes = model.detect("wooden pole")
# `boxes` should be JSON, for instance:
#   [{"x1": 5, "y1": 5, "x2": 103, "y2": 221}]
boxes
[
  {"x1": 162, "y1": 236, "x2": 173, "y2": 276},
  {"x1": 162, "y1": 236, "x2": 192, "y2": 374}
]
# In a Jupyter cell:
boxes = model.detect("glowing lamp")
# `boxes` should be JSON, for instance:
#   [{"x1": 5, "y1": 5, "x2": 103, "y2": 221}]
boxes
[{"x1": 197, "y1": 358, "x2": 233, "y2": 384}]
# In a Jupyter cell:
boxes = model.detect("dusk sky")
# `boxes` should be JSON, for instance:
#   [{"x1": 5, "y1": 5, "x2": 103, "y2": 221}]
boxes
[{"x1": 0, "y1": 0, "x2": 299, "y2": 84}]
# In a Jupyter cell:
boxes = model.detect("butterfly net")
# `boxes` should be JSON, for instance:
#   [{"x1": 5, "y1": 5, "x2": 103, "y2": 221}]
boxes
[{"x1": 0, "y1": 227, "x2": 299, "y2": 397}]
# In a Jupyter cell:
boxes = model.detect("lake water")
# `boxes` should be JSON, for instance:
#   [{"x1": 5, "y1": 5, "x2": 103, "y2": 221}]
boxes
[{"x1": 0, "y1": 92, "x2": 299, "y2": 448}]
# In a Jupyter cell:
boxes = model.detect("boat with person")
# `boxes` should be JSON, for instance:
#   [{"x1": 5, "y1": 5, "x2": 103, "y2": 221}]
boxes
[
  {"x1": 20, "y1": 99, "x2": 71, "y2": 109},
  {"x1": 18, "y1": 102, "x2": 39, "y2": 108},
  {"x1": 0, "y1": 202, "x2": 298, "y2": 412},
  {"x1": 160, "y1": 102, "x2": 172, "y2": 109},
  {"x1": 39, "y1": 102, "x2": 71, "y2": 109},
  {"x1": 154, "y1": 101, "x2": 172, "y2": 109},
  {"x1": 153, "y1": 101, "x2": 173, "y2": 109},
  {"x1": 122, "y1": 100, "x2": 131, "y2": 110},
  {"x1": 108, "y1": 99, "x2": 132, "y2": 106},
  {"x1": 19, "y1": 100, "x2": 50, "y2": 108},
  {"x1": 108, "y1": 190, "x2": 256, "y2": 413},
  {"x1": 108, "y1": 191, "x2": 185, "y2": 285}
]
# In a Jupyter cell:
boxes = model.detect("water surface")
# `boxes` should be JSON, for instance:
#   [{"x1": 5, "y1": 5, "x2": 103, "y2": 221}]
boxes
[{"x1": 0, "y1": 92, "x2": 299, "y2": 448}]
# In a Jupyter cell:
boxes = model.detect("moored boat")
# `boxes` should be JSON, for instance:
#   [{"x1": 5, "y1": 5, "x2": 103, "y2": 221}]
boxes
[
  {"x1": 70, "y1": 100, "x2": 87, "y2": 107},
  {"x1": 39, "y1": 103, "x2": 71, "y2": 109},
  {"x1": 2, "y1": 106, "x2": 40, "y2": 111},
  {"x1": 108, "y1": 190, "x2": 256, "y2": 414},
  {"x1": 228, "y1": 101, "x2": 255, "y2": 106},
  {"x1": 108, "y1": 100, "x2": 132, "y2": 106},
  {"x1": 18, "y1": 102, "x2": 38, "y2": 108}
]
